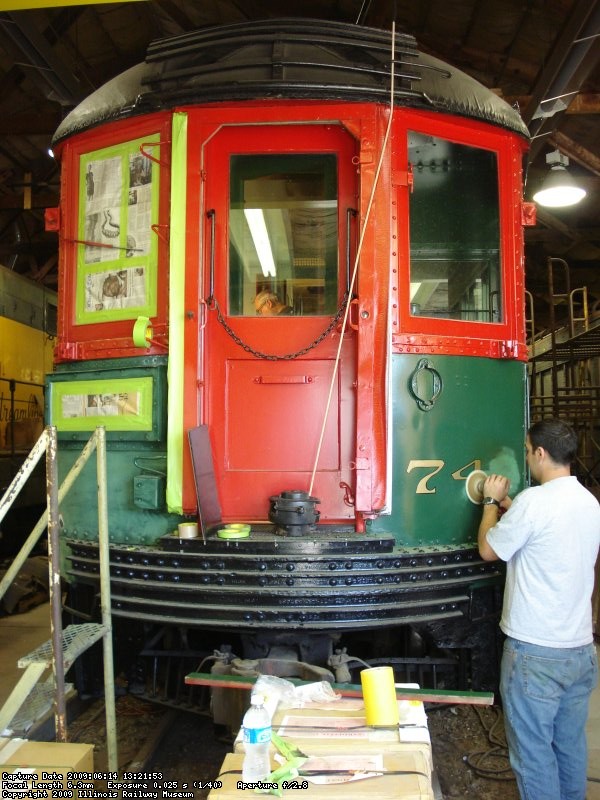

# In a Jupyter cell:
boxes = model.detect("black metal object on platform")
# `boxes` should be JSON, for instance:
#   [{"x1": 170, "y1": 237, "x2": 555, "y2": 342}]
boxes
[
  {"x1": 188, "y1": 425, "x2": 222, "y2": 538},
  {"x1": 269, "y1": 489, "x2": 320, "y2": 537}
]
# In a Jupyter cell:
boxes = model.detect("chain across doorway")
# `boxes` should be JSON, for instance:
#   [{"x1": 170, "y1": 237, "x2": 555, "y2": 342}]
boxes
[{"x1": 209, "y1": 292, "x2": 351, "y2": 361}]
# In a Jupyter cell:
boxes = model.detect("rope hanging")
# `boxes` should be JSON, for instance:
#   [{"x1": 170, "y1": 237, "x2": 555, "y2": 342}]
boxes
[{"x1": 308, "y1": 22, "x2": 397, "y2": 496}]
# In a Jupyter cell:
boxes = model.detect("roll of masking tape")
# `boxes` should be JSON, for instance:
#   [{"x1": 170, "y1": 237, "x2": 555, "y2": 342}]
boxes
[
  {"x1": 178, "y1": 522, "x2": 198, "y2": 539},
  {"x1": 360, "y1": 666, "x2": 399, "y2": 727},
  {"x1": 133, "y1": 316, "x2": 152, "y2": 348},
  {"x1": 217, "y1": 524, "x2": 250, "y2": 539}
]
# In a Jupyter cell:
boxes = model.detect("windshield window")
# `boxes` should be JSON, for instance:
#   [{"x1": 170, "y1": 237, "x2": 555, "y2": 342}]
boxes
[{"x1": 229, "y1": 154, "x2": 339, "y2": 316}]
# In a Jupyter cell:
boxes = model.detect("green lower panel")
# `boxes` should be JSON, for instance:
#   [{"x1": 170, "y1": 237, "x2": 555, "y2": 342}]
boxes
[
  {"x1": 58, "y1": 448, "x2": 183, "y2": 545},
  {"x1": 369, "y1": 354, "x2": 527, "y2": 547},
  {"x1": 47, "y1": 357, "x2": 183, "y2": 547}
]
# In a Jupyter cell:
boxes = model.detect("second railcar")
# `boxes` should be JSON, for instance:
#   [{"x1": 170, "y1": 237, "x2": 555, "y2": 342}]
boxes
[
  {"x1": 47, "y1": 19, "x2": 530, "y2": 691},
  {"x1": 0, "y1": 265, "x2": 56, "y2": 556}
]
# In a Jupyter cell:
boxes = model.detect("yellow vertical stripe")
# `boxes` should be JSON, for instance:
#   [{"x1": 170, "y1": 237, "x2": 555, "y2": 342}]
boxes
[{"x1": 166, "y1": 112, "x2": 188, "y2": 513}]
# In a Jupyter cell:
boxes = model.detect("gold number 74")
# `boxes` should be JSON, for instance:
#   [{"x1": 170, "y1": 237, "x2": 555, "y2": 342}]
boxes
[{"x1": 406, "y1": 459, "x2": 481, "y2": 494}]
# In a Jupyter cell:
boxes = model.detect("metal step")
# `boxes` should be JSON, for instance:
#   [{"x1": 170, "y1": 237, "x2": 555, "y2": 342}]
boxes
[
  {"x1": 0, "y1": 662, "x2": 46, "y2": 734},
  {"x1": 9, "y1": 677, "x2": 75, "y2": 736},
  {"x1": 18, "y1": 623, "x2": 107, "y2": 671},
  {"x1": 0, "y1": 623, "x2": 106, "y2": 735}
]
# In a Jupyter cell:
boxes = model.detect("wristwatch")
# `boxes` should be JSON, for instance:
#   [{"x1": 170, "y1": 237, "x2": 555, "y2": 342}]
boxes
[{"x1": 482, "y1": 497, "x2": 500, "y2": 507}]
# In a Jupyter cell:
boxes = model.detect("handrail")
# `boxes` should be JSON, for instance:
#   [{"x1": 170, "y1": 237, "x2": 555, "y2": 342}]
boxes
[
  {"x1": 46, "y1": 426, "x2": 67, "y2": 741},
  {"x1": 96, "y1": 426, "x2": 118, "y2": 771},
  {"x1": 569, "y1": 286, "x2": 589, "y2": 335},
  {"x1": 0, "y1": 429, "x2": 98, "y2": 601},
  {"x1": 0, "y1": 428, "x2": 49, "y2": 530},
  {"x1": 0, "y1": 425, "x2": 117, "y2": 771},
  {"x1": 524, "y1": 290, "x2": 535, "y2": 349},
  {"x1": 0, "y1": 376, "x2": 45, "y2": 389}
]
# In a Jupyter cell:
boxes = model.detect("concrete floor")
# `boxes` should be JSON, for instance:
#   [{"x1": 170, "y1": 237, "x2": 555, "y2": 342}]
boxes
[
  {"x1": 0, "y1": 601, "x2": 53, "y2": 707},
  {"x1": 1, "y1": 602, "x2": 599, "y2": 797}
]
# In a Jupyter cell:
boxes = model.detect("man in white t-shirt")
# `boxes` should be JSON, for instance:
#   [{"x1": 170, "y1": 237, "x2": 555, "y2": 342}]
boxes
[{"x1": 478, "y1": 418, "x2": 599, "y2": 800}]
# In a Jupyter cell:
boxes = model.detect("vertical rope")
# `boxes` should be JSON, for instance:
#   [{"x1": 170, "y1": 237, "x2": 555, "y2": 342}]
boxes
[{"x1": 309, "y1": 22, "x2": 397, "y2": 497}]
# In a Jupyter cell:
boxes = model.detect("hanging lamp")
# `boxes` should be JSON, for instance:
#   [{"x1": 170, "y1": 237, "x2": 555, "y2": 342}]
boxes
[{"x1": 533, "y1": 150, "x2": 586, "y2": 208}]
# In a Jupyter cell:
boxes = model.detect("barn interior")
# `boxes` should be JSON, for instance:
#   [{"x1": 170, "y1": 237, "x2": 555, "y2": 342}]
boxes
[
  {"x1": 1, "y1": 0, "x2": 599, "y2": 330},
  {"x1": 0, "y1": 2, "x2": 599, "y2": 800}
]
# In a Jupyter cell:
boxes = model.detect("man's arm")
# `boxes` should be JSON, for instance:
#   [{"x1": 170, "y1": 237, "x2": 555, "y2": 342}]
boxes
[
  {"x1": 477, "y1": 474, "x2": 511, "y2": 562},
  {"x1": 478, "y1": 506, "x2": 500, "y2": 561}
]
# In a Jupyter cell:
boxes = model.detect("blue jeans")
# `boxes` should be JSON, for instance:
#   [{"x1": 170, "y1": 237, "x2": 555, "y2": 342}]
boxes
[{"x1": 500, "y1": 637, "x2": 598, "y2": 800}]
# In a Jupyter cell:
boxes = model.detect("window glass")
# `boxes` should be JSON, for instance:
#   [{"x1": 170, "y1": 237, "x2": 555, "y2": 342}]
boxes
[
  {"x1": 229, "y1": 154, "x2": 338, "y2": 316},
  {"x1": 408, "y1": 133, "x2": 502, "y2": 323}
]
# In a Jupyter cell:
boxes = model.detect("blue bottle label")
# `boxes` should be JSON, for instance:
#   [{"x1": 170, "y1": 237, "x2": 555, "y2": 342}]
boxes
[{"x1": 243, "y1": 725, "x2": 271, "y2": 745}]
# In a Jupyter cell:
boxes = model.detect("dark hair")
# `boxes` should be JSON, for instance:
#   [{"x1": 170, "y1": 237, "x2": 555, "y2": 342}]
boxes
[{"x1": 528, "y1": 419, "x2": 578, "y2": 465}]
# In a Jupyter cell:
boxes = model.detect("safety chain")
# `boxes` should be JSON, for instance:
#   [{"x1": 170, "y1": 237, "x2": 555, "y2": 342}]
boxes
[{"x1": 210, "y1": 293, "x2": 351, "y2": 360}]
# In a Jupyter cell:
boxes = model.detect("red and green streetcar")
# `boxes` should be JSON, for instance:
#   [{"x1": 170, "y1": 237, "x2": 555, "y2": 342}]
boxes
[{"x1": 47, "y1": 18, "x2": 531, "y2": 696}]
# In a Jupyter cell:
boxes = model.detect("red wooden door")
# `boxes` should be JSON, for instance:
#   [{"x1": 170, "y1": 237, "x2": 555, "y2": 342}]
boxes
[{"x1": 200, "y1": 124, "x2": 358, "y2": 521}]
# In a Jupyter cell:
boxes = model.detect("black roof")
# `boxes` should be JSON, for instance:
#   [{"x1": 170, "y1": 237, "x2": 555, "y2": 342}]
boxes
[{"x1": 53, "y1": 18, "x2": 529, "y2": 145}]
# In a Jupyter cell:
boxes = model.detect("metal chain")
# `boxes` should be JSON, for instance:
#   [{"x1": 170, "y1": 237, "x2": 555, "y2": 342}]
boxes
[{"x1": 210, "y1": 293, "x2": 351, "y2": 360}]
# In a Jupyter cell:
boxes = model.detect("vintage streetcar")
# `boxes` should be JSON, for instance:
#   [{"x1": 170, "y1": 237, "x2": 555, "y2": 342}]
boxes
[{"x1": 47, "y1": 18, "x2": 530, "y2": 698}]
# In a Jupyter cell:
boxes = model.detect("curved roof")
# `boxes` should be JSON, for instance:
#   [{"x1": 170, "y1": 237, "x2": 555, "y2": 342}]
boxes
[{"x1": 54, "y1": 18, "x2": 529, "y2": 145}]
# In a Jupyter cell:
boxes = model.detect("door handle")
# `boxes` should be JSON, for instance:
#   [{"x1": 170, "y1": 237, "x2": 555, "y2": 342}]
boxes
[
  {"x1": 346, "y1": 207, "x2": 357, "y2": 294},
  {"x1": 199, "y1": 298, "x2": 208, "y2": 330},
  {"x1": 206, "y1": 209, "x2": 216, "y2": 305}
]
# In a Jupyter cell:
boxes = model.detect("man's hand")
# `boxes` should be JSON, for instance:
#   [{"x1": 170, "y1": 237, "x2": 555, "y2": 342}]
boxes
[{"x1": 483, "y1": 474, "x2": 511, "y2": 507}]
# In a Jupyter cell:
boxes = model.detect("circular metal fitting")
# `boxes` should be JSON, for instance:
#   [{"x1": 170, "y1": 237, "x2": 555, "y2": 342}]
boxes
[{"x1": 268, "y1": 489, "x2": 321, "y2": 537}]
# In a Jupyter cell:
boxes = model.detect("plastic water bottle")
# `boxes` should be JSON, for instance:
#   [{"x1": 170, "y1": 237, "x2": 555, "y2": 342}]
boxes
[{"x1": 241, "y1": 694, "x2": 271, "y2": 783}]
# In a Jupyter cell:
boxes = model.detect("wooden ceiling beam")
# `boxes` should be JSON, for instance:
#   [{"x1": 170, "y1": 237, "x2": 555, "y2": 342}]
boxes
[
  {"x1": 526, "y1": 227, "x2": 600, "y2": 243},
  {"x1": 534, "y1": 207, "x2": 581, "y2": 241},
  {"x1": 522, "y1": 0, "x2": 600, "y2": 125},
  {"x1": 455, "y1": 45, "x2": 539, "y2": 84},
  {"x1": 4, "y1": 11, "x2": 83, "y2": 104},
  {"x1": 154, "y1": 0, "x2": 203, "y2": 30},
  {"x1": 0, "y1": 112, "x2": 61, "y2": 136},
  {"x1": 0, "y1": 192, "x2": 58, "y2": 209},
  {"x1": 549, "y1": 130, "x2": 600, "y2": 177},
  {"x1": 502, "y1": 93, "x2": 600, "y2": 114},
  {"x1": 26, "y1": 252, "x2": 57, "y2": 283}
]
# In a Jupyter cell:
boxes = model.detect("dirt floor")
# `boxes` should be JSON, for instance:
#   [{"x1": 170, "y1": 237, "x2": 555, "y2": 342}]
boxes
[
  {"x1": 428, "y1": 704, "x2": 519, "y2": 800},
  {"x1": 65, "y1": 694, "x2": 519, "y2": 800}
]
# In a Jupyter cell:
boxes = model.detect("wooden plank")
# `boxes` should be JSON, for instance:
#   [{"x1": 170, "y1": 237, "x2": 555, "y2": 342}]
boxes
[{"x1": 184, "y1": 671, "x2": 494, "y2": 706}]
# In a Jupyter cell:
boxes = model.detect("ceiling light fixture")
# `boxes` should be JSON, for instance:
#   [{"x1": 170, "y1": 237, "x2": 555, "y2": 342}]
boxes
[
  {"x1": 532, "y1": 150, "x2": 586, "y2": 208},
  {"x1": 244, "y1": 208, "x2": 276, "y2": 277}
]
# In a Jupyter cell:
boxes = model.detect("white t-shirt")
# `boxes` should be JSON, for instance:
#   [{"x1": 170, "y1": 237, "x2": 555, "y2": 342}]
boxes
[{"x1": 486, "y1": 476, "x2": 600, "y2": 648}]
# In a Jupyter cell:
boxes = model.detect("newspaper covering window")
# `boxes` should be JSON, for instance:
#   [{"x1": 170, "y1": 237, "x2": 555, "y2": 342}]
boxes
[
  {"x1": 61, "y1": 391, "x2": 141, "y2": 419},
  {"x1": 84, "y1": 267, "x2": 147, "y2": 312},
  {"x1": 50, "y1": 377, "x2": 154, "y2": 433},
  {"x1": 83, "y1": 156, "x2": 123, "y2": 265},
  {"x1": 76, "y1": 136, "x2": 159, "y2": 324}
]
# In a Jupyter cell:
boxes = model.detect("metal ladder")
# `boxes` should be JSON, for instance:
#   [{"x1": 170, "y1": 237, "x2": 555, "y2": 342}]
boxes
[{"x1": 0, "y1": 425, "x2": 117, "y2": 770}]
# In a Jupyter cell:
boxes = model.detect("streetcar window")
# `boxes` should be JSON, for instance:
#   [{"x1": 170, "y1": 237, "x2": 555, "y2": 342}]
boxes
[
  {"x1": 408, "y1": 133, "x2": 502, "y2": 323},
  {"x1": 45, "y1": 301, "x2": 58, "y2": 336},
  {"x1": 229, "y1": 154, "x2": 338, "y2": 316}
]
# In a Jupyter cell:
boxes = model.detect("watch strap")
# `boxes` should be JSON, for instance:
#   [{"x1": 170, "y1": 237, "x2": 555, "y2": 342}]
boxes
[{"x1": 482, "y1": 497, "x2": 500, "y2": 507}]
